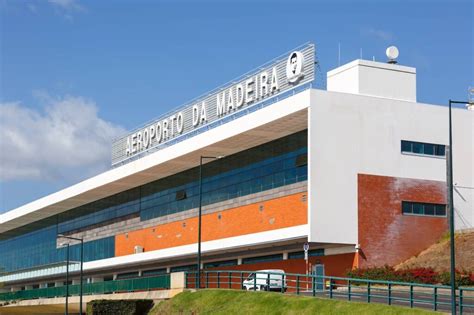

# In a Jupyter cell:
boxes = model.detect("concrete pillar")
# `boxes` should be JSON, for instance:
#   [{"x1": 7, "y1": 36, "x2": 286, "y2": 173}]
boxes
[
  {"x1": 166, "y1": 267, "x2": 171, "y2": 273},
  {"x1": 72, "y1": 279, "x2": 80, "y2": 285},
  {"x1": 10, "y1": 286, "x2": 21, "y2": 292},
  {"x1": 138, "y1": 270, "x2": 143, "y2": 277},
  {"x1": 55, "y1": 281, "x2": 63, "y2": 287},
  {"x1": 283, "y1": 252, "x2": 288, "y2": 260},
  {"x1": 113, "y1": 274, "x2": 118, "y2": 280},
  {"x1": 24, "y1": 285, "x2": 33, "y2": 290},
  {"x1": 169, "y1": 272, "x2": 186, "y2": 297},
  {"x1": 237, "y1": 258, "x2": 243, "y2": 265},
  {"x1": 40, "y1": 283, "x2": 48, "y2": 289}
]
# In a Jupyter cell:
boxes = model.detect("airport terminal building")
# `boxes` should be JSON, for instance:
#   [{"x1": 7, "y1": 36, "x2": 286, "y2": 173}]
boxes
[{"x1": 0, "y1": 43, "x2": 473, "y2": 293}]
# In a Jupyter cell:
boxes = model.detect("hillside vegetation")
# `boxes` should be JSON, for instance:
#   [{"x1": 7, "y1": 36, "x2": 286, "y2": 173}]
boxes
[
  {"x1": 396, "y1": 230, "x2": 474, "y2": 272},
  {"x1": 151, "y1": 289, "x2": 436, "y2": 315}
]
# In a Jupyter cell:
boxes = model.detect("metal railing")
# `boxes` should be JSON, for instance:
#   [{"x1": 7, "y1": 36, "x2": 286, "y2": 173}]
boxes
[
  {"x1": 185, "y1": 270, "x2": 474, "y2": 314},
  {"x1": 0, "y1": 274, "x2": 170, "y2": 302}
]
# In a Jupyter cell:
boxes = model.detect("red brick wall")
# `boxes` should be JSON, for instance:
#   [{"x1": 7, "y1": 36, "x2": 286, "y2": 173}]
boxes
[
  {"x1": 358, "y1": 174, "x2": 447, "y2": 268},
  {"x1": 194, "y1": 253, "x2": 355, "y2": 290},
  {"x1": 207, "y1": 253, "x2": 355, "y2": 277}
]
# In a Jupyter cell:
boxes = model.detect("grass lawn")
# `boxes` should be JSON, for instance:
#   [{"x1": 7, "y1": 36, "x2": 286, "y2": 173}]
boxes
[{"x1": 151, "y1": 289, "x2": 437, "y2": 315}]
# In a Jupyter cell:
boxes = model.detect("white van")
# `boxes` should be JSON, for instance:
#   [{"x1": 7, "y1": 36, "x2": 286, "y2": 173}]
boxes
[{"x1": 242, "y1": 269, "x2": 287, "y2": 291}]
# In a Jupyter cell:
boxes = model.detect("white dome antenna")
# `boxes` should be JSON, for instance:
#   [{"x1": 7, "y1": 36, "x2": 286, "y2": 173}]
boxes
[{"x1": 386, "y1": 46, "x2": 399, "y2": 64}]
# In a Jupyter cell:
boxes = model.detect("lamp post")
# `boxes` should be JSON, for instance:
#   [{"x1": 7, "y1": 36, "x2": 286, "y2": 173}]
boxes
[
  {"x1": 58, "y1": 234, "x2": 84, "y2": 315},
  {"x1": 59, "y1": 242, "x2": 70, "y2": 315},
  {"x1": 197, "y1": 155, "x2": 224, "y2": 289},
  {"x1": 447, "y1": 99, "x2": 473, "y2": 315}
]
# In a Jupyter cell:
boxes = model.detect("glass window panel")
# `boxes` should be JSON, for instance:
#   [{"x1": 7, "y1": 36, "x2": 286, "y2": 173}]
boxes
[
  {"x1": 204, "y1": 259, "x2": 238, "y2": 269},
  {"x1": 401, "y1": 141, "x2": 412, "y2": 152},
  {"x1": 423, "y1": 144, "x2": 435, "y2": 155},
  {"x1": 413, "y1": 203, "x2": 423, "y2": 214},
  {"x1": 424, "y1": 204, "x2": 435, "y2": 215},
  {"x1": 402, "y1": 202, "x2": 412, "y2": 214},
  {"x1": 436, "y1": 145, "x2": 446, "y2": 156},
  {"x1": 242, "y1": 254, "x2": 283, "y2": 265},
  {"x1": 435, "y1": 205, "x2": 446, "y2": 216},
  {"x1": 413, "y1": 142, "x2": 423, "y2": 154}
]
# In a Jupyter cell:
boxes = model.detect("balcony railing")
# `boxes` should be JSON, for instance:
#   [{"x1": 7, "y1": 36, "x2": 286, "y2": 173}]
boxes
[{"x1": 0, "y1": 274, "x2": 170, "y2": 302}]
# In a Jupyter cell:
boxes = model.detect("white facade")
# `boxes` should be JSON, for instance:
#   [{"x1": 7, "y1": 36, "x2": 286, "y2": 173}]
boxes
[
  {"x1": 327, "y1": 59, "x2": 417, "y2": 102},
  {"x1": 309, "y1": 60, "x2": 473, "y2": 245}
]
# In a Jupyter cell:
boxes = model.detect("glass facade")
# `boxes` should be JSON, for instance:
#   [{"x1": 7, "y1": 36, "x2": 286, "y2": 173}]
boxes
[
  {"x1": 0, "y1": 130, "x2": 308, "y2": 274},
  {"x1": 140, "y1": 130, "x2": 308, "y2": 221},
  {"x1": 0, "y1": 225, "x2": 114, "y2": 273}
]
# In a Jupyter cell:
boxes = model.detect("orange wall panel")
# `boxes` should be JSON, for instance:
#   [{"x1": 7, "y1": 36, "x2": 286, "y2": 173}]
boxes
[{"x1": 115, "y1": 192, "x2": 308, "y2": 257}]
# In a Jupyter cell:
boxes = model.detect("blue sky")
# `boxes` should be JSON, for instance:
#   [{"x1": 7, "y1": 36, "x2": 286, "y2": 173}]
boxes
[{"x1": 0, "y1": 0, "x2": 472, "y2": 212}]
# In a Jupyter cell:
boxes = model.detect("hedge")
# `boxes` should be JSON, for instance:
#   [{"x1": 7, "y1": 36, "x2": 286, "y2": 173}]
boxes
[{"x1": 86, "y1": 299, "x2": 154, "y2": 315}]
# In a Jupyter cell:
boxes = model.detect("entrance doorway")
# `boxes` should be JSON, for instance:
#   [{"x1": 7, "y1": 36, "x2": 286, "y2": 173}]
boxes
[{"x1": 313, "y1": 264, "x2": 325, "y2": 290}]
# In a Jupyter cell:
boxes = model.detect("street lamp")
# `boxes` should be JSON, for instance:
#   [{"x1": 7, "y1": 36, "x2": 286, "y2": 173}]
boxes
[
  {"x1": 58, "y1": 234, "x2": 84, "y2": 315},
  {"x1": 59, "y1": 242, "x2": 70, "y2": 315},
  {"x1": 197, "y1": 155, "x2": 224, "y2": 289},
  {"x1": 447, "y1": 99, "x2": 473, "y2": 315}
]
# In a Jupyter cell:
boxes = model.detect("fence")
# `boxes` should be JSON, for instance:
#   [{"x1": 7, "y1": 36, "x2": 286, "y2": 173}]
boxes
[
  {"x1": 0, "y1": 274, "x2": 170, "y2": 302},
  {"x1": 185, "y1": 270, "x2": 474, "y2": 314}
]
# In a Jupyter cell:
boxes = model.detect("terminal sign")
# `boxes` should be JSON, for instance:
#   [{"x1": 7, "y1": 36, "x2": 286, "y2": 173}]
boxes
[{"x1": 112, "y1": 44, "x2": 315, "y2": 165}]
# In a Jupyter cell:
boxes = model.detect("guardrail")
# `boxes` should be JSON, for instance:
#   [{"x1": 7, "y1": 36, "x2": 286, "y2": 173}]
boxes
[
  {"x1": 0, "y1": 274, "x2": 170, "y2": 302},
  {"x1": 185, "y1": 270, "x2": 474, "y2": 314}
]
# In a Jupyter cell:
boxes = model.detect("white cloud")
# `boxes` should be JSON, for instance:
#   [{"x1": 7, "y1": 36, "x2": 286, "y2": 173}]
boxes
[
  {"x1": 0, "y1": 95, "x2": 126, "y2": 182},
  {"x1": 361, "y1": 27, "x2": 394, "y2": 42},
  {"x1": 47, "y1": 0, "x2": 83, "y2": 11},
  {"x1": 46, "y1": 0, "x2": 84, "y2": 21}
]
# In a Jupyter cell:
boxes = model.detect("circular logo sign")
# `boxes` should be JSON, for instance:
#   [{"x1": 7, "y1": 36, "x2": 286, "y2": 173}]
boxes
[
  {"x1": 286, "y1": 51, "x2": 304, "y2": 84},
  {"x1": 303, "y1": 242, "x2": 309, "y2": 252}
]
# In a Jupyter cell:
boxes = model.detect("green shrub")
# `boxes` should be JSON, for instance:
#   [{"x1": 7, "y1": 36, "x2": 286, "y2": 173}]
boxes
[
  {"x1": 438, "y1": 271, "x2": 474, "y2": 288},
  {"x1": 347, "y1": 266, "x2": 474, "y2": 287},
  {"x1": 86, "y1": 299, "x2": 153, "y2": 315}
]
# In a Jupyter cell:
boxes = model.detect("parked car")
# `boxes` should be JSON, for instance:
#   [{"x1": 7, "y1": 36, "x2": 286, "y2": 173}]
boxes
[{"x1": 242, "y1": 269, "x2": 287, "y2": 291}]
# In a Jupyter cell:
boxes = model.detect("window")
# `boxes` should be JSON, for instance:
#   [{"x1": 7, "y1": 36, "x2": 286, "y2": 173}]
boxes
[
  {"x1": 175, "y1": 190, "x2": 187, "y2": 201},
  {"x1": 242, "y1": 254, "x2": 283, "y2": 265},
  {"x1": 170, "y1": 264, "x2": 196, "y2": 273},
  {"x1": 142, "y1": 268, "x2": 167, "y2": 277},
  {"x1": 288, "y1": 248, "x2": 324, "y2": 259},
  {"x1": 401, "y1": 140, "x2": 445, "y2": 157},
  {"x1": 295, "y1": 154, "x2": 307, "y2": 167},
  {"x1": 116, "y1": 271, "x2": 139, "y2": 279},
  {"x1": 402, "y1": 201, "x2": 446, "y2": 217},
  {"x1": 204, "y1": 259, "x2": 238, "y2": 269}
]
